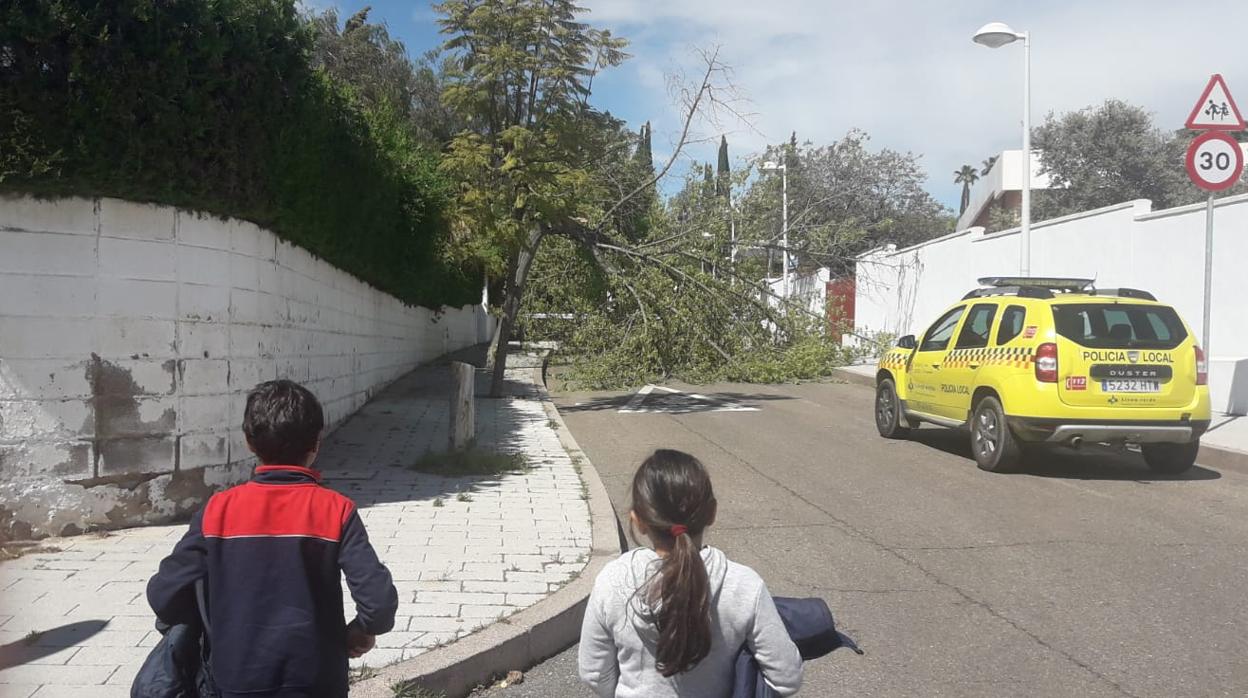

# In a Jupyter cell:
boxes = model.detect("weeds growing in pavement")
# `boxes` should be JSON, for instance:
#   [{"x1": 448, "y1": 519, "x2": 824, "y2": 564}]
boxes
[
  {"x1": 432, "y1": 497, "x2": 445, "y2": 508},
  {"x1": 456, "y1": 492, "x2": 473, "y2": 503},
  {"x1": 411, "y1": 449, "x2": 530, "y2": 477},
  {"x1": 390, "y1": 681, "x2": 444, "y2": 698},
  {"x1": 0, "y1": 544, "x2": 62, "y2": 561},
  {"x1": 350, "y1": 665, "x2": 379, "y2": 684}
]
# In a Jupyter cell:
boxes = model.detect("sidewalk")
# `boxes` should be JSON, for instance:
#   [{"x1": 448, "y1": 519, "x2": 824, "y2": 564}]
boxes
[
  {"x1": 0, "y1": 350, "x2": 591, "y2": 697},
  {"x1": 835, "y1": 361, "x2": 1248, "y2": 467}
]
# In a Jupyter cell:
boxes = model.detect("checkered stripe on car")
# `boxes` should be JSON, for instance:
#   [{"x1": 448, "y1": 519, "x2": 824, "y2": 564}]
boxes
[
  {"x1": 878, "y1": 350, "x2": 909, "y2": 371},
  {"x1": 943, "y1": 346, "x2": 1033, "y2": 369}
]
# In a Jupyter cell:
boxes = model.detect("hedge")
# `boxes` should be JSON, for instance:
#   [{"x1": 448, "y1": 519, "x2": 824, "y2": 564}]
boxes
[{"x1": 0, "y1": 0, "x2": 478, "y2": 308}]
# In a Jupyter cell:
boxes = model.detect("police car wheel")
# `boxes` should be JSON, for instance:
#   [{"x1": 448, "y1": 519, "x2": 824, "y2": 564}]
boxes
[
  {"x1": 875, "y1": 379, "x2": 910, "y2": 439},
  {"x1": 1141, "y1": 440, "x2": 1199, "y2": 475},
  {"x1": 971, "y1": 396, "x2": 1021, "y2": 473}
]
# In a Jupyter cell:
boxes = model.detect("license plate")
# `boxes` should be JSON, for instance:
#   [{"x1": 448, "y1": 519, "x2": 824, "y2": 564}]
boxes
[{"x1": 1102, "y1": 380, "x2": 1160, "y2": 393}]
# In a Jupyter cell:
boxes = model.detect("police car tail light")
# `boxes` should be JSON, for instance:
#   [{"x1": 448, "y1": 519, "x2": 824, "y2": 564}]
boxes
[
  {"x1": 1034, "y1": 343, "x2": 1059, "y2": 383},
  {"x1": 1195, "y1": 346, "x2": 1208, "y2": 386}
]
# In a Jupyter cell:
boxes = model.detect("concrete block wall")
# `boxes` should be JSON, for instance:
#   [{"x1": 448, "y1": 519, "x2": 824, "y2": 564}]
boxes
[{"x1": 0, "y1": 194, "x2": 489, "y2": 539}]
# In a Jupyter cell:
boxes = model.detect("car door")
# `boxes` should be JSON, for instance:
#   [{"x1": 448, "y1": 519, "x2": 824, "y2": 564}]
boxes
[
  {"x1": 941, "y1": 302, "x2": 999, "y2": 419},
  {"x1": 908, "y1": 305, "x2": 966, "y2": 419}
]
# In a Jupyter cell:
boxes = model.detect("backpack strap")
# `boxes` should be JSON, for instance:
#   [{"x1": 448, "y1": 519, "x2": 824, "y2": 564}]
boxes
[{"x1": 194, "y1": 578, "x2": 211, "y2": 638}]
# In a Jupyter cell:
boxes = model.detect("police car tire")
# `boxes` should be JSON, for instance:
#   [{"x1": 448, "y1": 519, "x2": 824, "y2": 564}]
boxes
[
  {"x1": 971, "y1": 396, "x2": 1021, "y2": 473},
  {"x1": 1141, "y1": 441, "x2": 1199, "y2": 475},
  {"x1": 875, "y1": 379, "x2": 910, "y2": 439}
]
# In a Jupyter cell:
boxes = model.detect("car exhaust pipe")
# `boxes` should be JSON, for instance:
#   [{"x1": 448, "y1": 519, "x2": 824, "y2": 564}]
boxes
[{"x1": 1069, "y1": 436, "x2": 1083, "y2": 450}]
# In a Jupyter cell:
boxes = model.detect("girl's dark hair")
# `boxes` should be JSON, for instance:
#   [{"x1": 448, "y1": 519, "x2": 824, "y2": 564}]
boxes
[{"x1": 630, "y1": 449, "x2": 717, "y2": 677}]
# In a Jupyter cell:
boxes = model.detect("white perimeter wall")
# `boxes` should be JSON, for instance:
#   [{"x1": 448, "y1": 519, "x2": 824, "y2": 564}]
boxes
[
  {"x1": 0, "y1": 194, "x2": 490, "y2": 538},
  {"x1": 855, "y1": 194, "x2": 1248, "y2": 415}
]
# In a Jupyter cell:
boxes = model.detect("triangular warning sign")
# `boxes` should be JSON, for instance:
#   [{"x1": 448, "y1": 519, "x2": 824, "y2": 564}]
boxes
[{"x1": 1186, "y1": 74, "x2": 1245, "y2": 131}]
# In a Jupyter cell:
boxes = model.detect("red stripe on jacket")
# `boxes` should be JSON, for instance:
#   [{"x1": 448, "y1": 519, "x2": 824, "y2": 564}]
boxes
[{"x1": 201, "y1": 474, "x2": 355, "y2": 542}]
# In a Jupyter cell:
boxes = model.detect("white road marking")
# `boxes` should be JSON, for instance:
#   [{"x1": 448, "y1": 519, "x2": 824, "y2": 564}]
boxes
[{"x1": 619, "y1": 384, "x2": 759, "y2": 414}]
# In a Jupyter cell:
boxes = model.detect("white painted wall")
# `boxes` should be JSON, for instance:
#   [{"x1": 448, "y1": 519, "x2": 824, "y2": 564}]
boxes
[
  {"x1": 855, "y1": 194, "x2": 1248, "y2": 415},
  {"x1": 767, "y1": 268, "x2": 831, "y2": 318},
  {"x1": 0, "y1": 194, "x2": 490, "y2": 538}
]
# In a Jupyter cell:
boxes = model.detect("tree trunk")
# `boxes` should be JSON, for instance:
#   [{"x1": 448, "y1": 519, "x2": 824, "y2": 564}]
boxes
[{"x1": 489, "y1": 225, "x2": 545, "y2": 397}]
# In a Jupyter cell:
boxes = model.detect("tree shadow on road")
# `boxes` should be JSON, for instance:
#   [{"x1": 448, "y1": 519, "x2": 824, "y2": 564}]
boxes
[{"x1": 907, "y1": 428, "x2": 1222, "y2": 482}]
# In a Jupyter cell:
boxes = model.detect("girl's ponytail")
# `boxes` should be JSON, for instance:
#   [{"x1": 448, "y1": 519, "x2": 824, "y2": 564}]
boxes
[{"x1": 630, "y1": 450, "x2": 717, "y2": 677}]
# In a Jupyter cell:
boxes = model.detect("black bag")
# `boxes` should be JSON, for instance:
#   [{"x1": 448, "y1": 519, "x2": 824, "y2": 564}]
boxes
[{"x1": 131, "y1": 580, "x2": 219, "y2": 698}]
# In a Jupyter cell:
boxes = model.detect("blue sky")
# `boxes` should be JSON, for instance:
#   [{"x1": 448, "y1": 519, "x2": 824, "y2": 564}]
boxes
[{"x1": 307, "y1": 0, "x2": 1248, "y2": 211}]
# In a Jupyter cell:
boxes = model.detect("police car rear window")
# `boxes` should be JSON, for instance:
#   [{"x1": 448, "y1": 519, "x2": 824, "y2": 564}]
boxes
[{"x1": 1051, "y1": 304, "x2": 1186, "y2": 350}]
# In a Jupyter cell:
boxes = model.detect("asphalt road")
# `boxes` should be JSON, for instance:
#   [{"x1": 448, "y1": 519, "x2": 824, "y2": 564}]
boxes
[{"x1": 476, "y1": 377, "x2": 1248, "y2": 697}]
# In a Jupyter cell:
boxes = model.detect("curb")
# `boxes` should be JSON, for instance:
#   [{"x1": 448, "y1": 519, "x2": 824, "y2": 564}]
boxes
[
  {"x1": 352, "y1": 366, "x2": 623, "y2": 698},
  {"x1": 832, "y1": 368, "x2": 1248, "y2": 476}
]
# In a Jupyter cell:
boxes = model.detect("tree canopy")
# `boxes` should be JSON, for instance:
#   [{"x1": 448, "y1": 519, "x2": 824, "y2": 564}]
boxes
[
  {"x1": 737, "y1": 131, "x2": 953, "y2": 276},
  {"x1": 1032, "y1": 99, "x2": 1246, "y2": 219}
]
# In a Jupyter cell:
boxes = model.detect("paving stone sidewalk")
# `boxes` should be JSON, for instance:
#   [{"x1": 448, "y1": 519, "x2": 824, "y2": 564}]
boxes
[{"x1": 0, "y1": 352, "x2": 591, "y2": 697}]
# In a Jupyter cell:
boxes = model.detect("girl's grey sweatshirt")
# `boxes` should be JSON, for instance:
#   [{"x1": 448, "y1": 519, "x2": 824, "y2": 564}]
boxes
[{"x1": 578, "y1": 546, "x2": 803, "y2": 697}]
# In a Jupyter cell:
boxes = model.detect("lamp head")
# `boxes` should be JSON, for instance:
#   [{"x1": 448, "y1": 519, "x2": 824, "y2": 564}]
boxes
[{"x1": 973, "y1": 22, "x2": 1022, "y2": 49}]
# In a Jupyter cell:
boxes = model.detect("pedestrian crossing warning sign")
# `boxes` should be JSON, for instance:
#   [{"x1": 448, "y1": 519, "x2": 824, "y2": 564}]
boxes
[{"x1": 1185, "y1": 74, "x2": 1245, "y2": 131}]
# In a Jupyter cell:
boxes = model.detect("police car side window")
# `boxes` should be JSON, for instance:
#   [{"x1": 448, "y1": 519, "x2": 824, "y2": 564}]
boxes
[
  {"x1": 919, "y1": 307, "x2": 965, "y2": 352},
  {"x1": 996, "y1": 305, "x2": 1026, "y2": 345},
  {"x1": 955, "y1": 304, "x2": 998, "y2": 349}
]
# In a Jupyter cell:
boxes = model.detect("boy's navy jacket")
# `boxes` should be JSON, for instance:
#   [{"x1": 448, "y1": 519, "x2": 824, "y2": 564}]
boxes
[
  {"x1": 730, "y1": 597, "x2": 862, "y2": 698},
  {"x1": 146, "y1": 465, "x2": 398, "y2": 698}
]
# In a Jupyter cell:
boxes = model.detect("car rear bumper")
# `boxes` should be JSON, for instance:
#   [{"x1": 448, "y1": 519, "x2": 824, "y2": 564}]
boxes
[{"x1": 1008, "y1": 417, "x2": 1210, "y2": 445}]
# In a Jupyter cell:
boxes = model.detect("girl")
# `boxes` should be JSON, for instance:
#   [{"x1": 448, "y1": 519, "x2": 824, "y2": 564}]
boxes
[{"x1": 578, "y1": 449, "x2": 802, "y2": 697}]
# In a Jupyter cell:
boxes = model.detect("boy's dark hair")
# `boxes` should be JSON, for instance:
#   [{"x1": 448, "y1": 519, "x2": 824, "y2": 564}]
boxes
[
  {"x1": 630, "y1": 449, "x2": 717, "y2": 677},
  {"x1": 243, "y1": 380, "x2": 324, "y2": 465}
]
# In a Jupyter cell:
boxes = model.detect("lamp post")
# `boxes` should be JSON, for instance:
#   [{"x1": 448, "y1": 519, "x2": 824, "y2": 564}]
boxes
[
  {"x1": 973, "y1": 21, "x2": 1031, "y2": 277},
  {"x1": 760, "y1": 161, "x2": 789, "y2": 298}
]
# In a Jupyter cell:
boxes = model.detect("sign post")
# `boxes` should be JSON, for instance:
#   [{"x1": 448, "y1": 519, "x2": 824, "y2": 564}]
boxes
[{"x1": 1183, "y1": 74, "x2": 1246, "y2": 360}]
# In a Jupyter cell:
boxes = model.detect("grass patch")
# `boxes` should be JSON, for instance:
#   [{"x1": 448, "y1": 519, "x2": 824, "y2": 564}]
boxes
[
  {"x1": 411, "y1": 449, "x2": 531, "y2": 477},
  {"x1": 432, "y1": 497, "x2": 445, "y2": 508},
  {"x1": 350, "y1": 665, "x2": 380, "y2": 684},
  {"x1": 0, "y1": 544, "x2": 63, "y2": 561},
  {"x1": 456, "y1": 492, "x2": 473, "y2": 503},
  {"x1": 390, "y1": 682, "x2": 444, "y2": 698}
]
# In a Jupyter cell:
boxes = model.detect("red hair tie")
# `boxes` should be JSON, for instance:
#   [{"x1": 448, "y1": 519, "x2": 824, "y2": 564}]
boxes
[{"x1": 670, "y1": 524, "x2": 688, "y2": 537}]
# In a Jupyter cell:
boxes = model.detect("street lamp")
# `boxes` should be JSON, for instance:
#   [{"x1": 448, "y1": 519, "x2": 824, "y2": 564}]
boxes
[
  {"x1": 973, "y1": 21, "x2": 1031, "y2": 277},
  {"x1": 760, "y1": 160, "x2": 789, "y2": 298}
]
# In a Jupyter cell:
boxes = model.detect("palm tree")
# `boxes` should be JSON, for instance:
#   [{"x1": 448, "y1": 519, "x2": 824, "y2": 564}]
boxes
[
  {"x1": 954, "y1": 165, "x2": 979, "y2": 215},
  {"x1": 981, "y1": 155, "x2": 999, "y2": 176}
]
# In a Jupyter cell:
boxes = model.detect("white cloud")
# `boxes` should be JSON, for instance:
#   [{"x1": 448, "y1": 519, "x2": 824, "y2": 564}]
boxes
[{"x1": 582, "y1": 0, "x2": 1248, "y2": 207}]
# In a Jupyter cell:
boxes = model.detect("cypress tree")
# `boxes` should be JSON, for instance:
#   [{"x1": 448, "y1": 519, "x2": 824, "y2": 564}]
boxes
[
  {"x1": 716, "y1": 135, "x2": 730, "y2": 197},
  {"x1": 633, "y1": 121, "x2": 653, "y2": 176}
]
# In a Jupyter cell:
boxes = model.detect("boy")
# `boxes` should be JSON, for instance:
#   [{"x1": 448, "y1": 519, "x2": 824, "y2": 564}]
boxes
[{"x1": 147, "y1": 380, "x2": 399, "y2": 698}]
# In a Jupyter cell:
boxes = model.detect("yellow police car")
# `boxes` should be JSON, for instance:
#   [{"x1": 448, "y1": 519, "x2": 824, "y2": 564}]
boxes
[{"x1": 874, "y1": 278, "x2": 1210, "y2": 473}]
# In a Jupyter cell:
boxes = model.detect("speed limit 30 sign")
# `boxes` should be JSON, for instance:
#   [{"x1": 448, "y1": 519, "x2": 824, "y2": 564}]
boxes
[{"x1": 1185, "y1": 130, "x2": 1244, "y2": 192}]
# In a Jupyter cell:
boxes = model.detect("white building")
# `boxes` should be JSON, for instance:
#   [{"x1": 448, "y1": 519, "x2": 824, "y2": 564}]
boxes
[{"x1": 956, "y1": 149, "x2": 1054, "y2": 231}]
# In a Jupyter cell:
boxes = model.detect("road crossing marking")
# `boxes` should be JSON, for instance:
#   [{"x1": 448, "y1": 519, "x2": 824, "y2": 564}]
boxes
[{"x1": 619, "y1": 385, "x2": 759, "y2": 414}]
